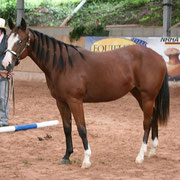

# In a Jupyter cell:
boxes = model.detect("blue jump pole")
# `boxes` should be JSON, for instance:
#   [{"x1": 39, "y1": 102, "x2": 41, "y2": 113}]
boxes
[{"x1": 0, "y1": 120, "x2": 59, "y2": 133}]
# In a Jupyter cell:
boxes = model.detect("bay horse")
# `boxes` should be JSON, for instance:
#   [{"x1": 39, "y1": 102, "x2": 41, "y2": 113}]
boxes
[{"x1": 2, "y1": 18, "x2": 169, "y2": 168}]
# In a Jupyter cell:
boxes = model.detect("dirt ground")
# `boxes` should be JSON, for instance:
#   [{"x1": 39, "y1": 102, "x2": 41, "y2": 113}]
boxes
[{"x1": 0, "y1": 80, "x2": 179, "y2": 180}]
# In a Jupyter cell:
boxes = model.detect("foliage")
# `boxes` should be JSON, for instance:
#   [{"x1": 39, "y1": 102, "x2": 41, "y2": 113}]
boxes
[
  {"x1": 24, "y1": 1, "x2": 77, "y2": 26},
  {"x1": 0, "y1": 0, "x2": 16, "y2": 23},
  {"x1": 69, "y1": 22, "x2": 109, "y2": 41},
  {"x1": 123, "y1": 0, "x2": 151, "y2": 9},
  {"x1": 69, "y1": 25, "x2": 85, "y2": 41},
  {"x1": 0, "y1": 0, "x2": 179, "y2": 27},
  {"x1": 172, "y1": 0, "x2": 180, "y2": 25}
]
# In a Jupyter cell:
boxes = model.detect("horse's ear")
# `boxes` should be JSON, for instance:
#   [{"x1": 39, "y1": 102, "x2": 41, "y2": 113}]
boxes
[
  {"x1": 20, "y1": 18, "x2": 26, "y2": 31},
  {"x1": 8, "y1": 18, "x2": 15, "y2": 30}
]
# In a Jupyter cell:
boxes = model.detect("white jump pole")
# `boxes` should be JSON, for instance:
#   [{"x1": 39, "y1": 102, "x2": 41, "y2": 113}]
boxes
[{"x1": 0, "y1": 120, "x2": 59, "y2": 133}]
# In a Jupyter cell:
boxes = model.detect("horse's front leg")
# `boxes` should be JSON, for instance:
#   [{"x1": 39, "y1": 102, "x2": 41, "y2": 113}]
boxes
[
  {"x1": 68, "y1": 100, "x2": 91, "y2": 168},
  {"x1": 56, "y1": 101, "x2": 73, "y2": 164}
]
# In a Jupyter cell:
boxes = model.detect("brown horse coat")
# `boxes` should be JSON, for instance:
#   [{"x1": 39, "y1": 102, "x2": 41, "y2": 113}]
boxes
[
  {"x1": 45, "y1": 45, "x2": 166, "y2": 104},
  {"x1": 2, "y1": 19, "x2": 169, "y2": 168}
]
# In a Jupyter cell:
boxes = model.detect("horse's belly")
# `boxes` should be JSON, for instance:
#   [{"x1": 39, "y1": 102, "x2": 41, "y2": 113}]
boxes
[
  {"x1": 83, "y1": 81, "x2": 132, "y2": 102},
  {"x1": 83, "y1": 94, "x2": 126, "y2": 102}
]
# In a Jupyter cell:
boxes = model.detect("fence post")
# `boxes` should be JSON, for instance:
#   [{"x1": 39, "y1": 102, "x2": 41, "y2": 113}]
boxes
[
  {"x1": 163, "y1": 0, "x2": 172, "y2": 37},
  {"x1": 17, "y1": 0, "x2": 24, "y2": 25}
]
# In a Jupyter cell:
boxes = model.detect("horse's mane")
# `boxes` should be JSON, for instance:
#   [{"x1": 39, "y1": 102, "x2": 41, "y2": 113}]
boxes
[{"x1": 27, "y1": 28, "x2": 84, "y2": 70}]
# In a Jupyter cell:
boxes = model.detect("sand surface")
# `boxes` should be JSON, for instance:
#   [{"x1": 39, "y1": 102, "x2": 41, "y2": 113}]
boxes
[{"x1": 0, "y1": 80, "x2": 179, "y2": 180}]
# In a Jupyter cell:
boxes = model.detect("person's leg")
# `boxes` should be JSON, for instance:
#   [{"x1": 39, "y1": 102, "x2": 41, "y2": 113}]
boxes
[{"x1": 0, "y1": 79, "x2": 9, "y2": 126}]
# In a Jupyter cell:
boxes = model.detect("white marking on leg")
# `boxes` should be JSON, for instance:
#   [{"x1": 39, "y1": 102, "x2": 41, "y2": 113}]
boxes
[
  {"x1": 149, "y1": 137, "x2": 158, "y2": 157},
  {"x1": 2, "y1": 33, "x2": 19, "y2": 68},
  {"x1": 81, "y1": 144, "x2": 91, "y2": 168},
  {"x1": 136, "y1": 142, "x2": 147, "y2": 163}
]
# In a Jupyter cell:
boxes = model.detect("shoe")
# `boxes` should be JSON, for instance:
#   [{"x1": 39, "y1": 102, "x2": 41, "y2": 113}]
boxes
[{"x1": 0, "y1": 124, "x2": 8, "y2": 127}]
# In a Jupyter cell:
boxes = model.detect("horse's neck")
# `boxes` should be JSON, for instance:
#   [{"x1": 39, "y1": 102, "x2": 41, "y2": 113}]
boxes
[
  {"x1": 27, "y1": 30, "x2": 52, "y2": 77},
  {"x1": 27, "y1": 29, "x2": 84, "y2": 77},
  {"x1": 28, "y1": 49, "x2": 51, "y2": 77}
]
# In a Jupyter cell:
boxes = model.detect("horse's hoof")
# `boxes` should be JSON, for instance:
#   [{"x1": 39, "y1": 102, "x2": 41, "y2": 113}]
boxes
[
  {"x1": 60, "y1": 158, "x2": 71, "y2": 164},
  {"x1": 135, "y1": 155, "x2": 144, "y2": 163},
  {"x1": 81, "y1": 162, "x2": 91, "y2": 169},
  {"x1": 148, "y1": 151, "x2": 156, "y2": 158}
]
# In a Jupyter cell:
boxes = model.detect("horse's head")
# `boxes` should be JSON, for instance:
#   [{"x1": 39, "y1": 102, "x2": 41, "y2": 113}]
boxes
[{"x1": 2, "y1": 18, "x2": 30, "y2": 71}]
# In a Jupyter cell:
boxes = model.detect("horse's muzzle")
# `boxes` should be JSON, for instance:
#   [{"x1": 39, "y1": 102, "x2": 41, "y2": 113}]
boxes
[{"x1": 2, "y1": 61, "x2": 15, "y2": 72}]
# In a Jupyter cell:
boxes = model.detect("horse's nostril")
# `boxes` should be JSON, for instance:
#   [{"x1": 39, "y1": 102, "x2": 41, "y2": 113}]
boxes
[{"x1": 6, "y1": 63, "x2": 13, "y2": 72}]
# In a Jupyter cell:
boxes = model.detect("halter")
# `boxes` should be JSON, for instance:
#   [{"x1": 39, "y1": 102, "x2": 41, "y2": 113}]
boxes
[{"x1": 5, "y1": 32, "x2": 31, "y2": 65}]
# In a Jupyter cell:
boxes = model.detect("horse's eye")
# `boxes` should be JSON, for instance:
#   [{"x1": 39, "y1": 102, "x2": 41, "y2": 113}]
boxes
[{"x1": 18, "y1": 39, "x2": 22, "y2": 44}]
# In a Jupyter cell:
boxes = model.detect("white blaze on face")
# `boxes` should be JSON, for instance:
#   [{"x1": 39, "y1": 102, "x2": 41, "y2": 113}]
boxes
[{"x1": 2, "y1": 33, "x2": 19, "y2": 69}]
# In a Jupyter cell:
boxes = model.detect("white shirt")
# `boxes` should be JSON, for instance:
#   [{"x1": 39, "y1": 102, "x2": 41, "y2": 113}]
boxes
[{"x1": 0, "y1": 32, "x2": 4, "y2": 44}]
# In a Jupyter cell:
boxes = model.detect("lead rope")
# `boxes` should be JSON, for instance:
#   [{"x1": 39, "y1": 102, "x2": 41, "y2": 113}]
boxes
[{"x1": 9, "y1": 75, "x2": 15, "y2": 115}]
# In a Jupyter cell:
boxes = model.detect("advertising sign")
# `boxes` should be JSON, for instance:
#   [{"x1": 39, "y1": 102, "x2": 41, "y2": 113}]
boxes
[{"x1": 85, "y1": 37, "x2": 180, "y2": 81}]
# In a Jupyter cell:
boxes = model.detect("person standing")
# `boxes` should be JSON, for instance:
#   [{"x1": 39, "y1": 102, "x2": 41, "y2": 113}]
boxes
[{"x1": 0, "y1": 18, "x2": 9, "y2": 127}]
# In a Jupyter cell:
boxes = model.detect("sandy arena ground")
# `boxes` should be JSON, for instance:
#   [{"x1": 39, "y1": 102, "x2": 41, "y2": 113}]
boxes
[{"x1": 0, "y1": 80, "x2": 179, "y2": 180}]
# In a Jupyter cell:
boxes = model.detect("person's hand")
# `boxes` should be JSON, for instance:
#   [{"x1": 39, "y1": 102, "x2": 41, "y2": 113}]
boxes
[{"x1": 7, "y1": 71, "x2": 14, "y2": 79}]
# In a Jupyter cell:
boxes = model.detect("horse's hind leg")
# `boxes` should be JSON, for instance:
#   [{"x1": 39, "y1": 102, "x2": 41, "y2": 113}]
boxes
[
  {"x1": 68, "y1": 100, "x2": 91, "y2": 168},
  {"x1": 130, "y1": 88, "x2": 143, "y2": 109},
  {"x1": 131, "y1": 88, "x2": 152, "y2": 163},
  {"x1": 135, "y1": 94, "x2": 154, "y2": 163},
  {"x1": 56, "y1": 101, "x2": 73, "y2": 164},
  {"x1": 149, "y1": 110, "x2": 159, "y2": 157}
]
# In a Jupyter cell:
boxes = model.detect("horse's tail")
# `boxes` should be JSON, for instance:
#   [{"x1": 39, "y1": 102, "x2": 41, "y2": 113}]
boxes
[{"x1": 154, "y1": 71, "x2": 170, "y2": 125}]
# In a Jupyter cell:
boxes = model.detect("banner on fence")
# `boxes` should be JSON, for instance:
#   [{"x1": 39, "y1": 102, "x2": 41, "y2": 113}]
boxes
[{"x1": 85, "y1": 37, "x2": 180, "y2": 81}]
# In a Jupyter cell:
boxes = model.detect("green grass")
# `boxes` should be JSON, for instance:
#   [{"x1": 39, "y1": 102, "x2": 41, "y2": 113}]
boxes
[{"x1": 25, "y1": 0, "x2": 81, "y2": 6}]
